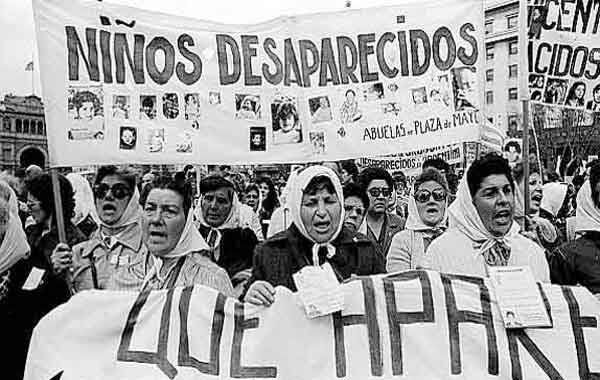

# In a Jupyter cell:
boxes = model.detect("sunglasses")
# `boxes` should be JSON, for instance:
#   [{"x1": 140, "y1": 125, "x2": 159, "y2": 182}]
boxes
[
  {"x1": 414, "y1": 189, "x2": 447, "y2": 203},
  {"x1": 344, "y1": 205, "x2": 365, "y2": 216},
  {"x1": 367, "y1": 187, "x2": 392, "y2": 197},
  {"x1": 93, "y1": 183, "x2": 131, "y2": 200}
]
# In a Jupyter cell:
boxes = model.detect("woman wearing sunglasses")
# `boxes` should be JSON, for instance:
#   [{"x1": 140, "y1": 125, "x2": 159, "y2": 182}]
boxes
[
  {"x1": 52, "y1": 166, "x2": 147, "y2": 291},
  {"x1": 386, "y1": 168, "x2": 448, "y2": 272}
]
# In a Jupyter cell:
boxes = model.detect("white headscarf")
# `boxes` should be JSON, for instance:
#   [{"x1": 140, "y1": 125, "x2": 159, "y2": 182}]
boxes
[
  {"x1": 405, "y1": 190, "x2": 448, "y2": 231},
  {"x1": 0, "y1": 196, "x2": 29, "y2": 273},
  {"x1": 98, "y1": 186, "x2": 142, "y2": 231},
  {"x1": 0, "y1": 180, "x2": 19, "y2": 215},
  {"x1": 448, "y1": 175, "x2": 520, "y2": 258},
  {"x1": 194, "y1": 191, "x2": 242, "y2": 231},
  {"x1": 142, "y1": 209, "x2": 210, "y2": 287},
  {"x1": 287, "y1": 165, "x2": 345, "y2": 265},
  {"x1": 541, "y1": 182, "x2": 568, "y2": 218},
  {"x1": 67, "y1": 173, "x2": 99, "y2": 225},
  {"x1": 575, "y1": 180, "x2": 600, "y2": 233}
]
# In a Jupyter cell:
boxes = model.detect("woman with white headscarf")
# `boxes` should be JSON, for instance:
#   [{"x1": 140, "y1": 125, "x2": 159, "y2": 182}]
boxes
[
  {"x1": 387, "y1": 168, "x2": 448, "y2": 272},
  {"x1": 423, "y1": 154, "x2": 549, "y2": 281},
  {"x1": 244, "y1": 165, "x2": 385, "y2": 306},
  {"x1": 141, "y1": 178, "x2": 233, "y2": 295},
  {"x1": 66, "y1": 172, "x2": 98, "y2": 238},
  {"x1": 53, "y1": 166, "x2": 146, "y2": 291},
  {"x1": 549, "y1": 172, "x2": 600, "y2": 296}
]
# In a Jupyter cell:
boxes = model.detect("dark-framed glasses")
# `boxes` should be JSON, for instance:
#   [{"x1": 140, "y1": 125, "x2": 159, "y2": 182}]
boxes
[
  {"x1": 414, "y1": 189, "x2": 447, "y2": 203},
  {"x1": 367, "y1": 187, "x2": 392, "y2": 197},
  {"x1": 93, "y1": 183, "x2": 131, "y2": 200}
]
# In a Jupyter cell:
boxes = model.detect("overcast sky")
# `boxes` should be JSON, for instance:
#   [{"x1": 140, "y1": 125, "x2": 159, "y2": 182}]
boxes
[{"x1": 0, "y1": 0, "x2": 405, "y2": 98}]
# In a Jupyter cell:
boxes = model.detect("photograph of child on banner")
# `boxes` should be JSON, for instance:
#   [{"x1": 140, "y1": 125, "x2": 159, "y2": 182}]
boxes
[
  {"x1": 235, "y1": 94, "x2": 261, "y2": 120},
  {"x1": 271, "y1": 96, "x2": 302, "y2": 145},
  {"x1": 249, "y1": 127, "x2": 266, "y2": 151},
  {"x1": 119, "y1": 126, "x2": 136, "y2": 150},
  {"x1": 451, "y1": 66, "x2": 478, "y2": 111},
  {"x1": 565, "y1": 81, "x2": 586, "y2": 108},
  {"x1": 139, "y1": 95, "x2": 157, "y2": 120},
  {"x1": 67, "y1": 86, "x2": 104, "y2": 140},
  {"x1": 162, "y1": 93, "x2": 179, "y2": 119},
  {"x1": 587, "y1": 84, "x2": 600, "y2": 111},
  {"x1": 340, "y1": 89, "x2": 362, "y2": 123},
  {"x1": 112, "y1": 95, "x2": 130, "y2": 119},
  {"x1": 544, "y1": 78, "x2": 568, "y2": 105},
  {"x1": 309, "y1": 96, "x2": 332, "y2": 124},
  {"x1": 184, "y1": 93, "x2": 201, "y2": 129}
]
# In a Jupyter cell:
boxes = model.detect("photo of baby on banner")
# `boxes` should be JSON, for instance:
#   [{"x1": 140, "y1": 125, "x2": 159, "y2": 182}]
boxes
[
  {"x1": 119, "y1": 126, "x2": 136, "y2": 150},
  {"x1": 184, "y1": 93, "x2": 201, "y2": 130},
  {"x1": 162, "y1": 93, "x2": 179, "y2": 119},
  {"x1": 146, "y1": 128, "x2": 165, "y2": 153},
  {"x1": 271, "y1": 96, "x2": 302, "y2": 145},
  {"x1": 451, "y1": 66, "x2": 478, "y2": 111},
  {"x1": 308, "y1": 96, "x2": 332, "y2": 124},
  {"x1": 340, "y1": 88, "x2": 362, "y2": 124},
  {"x1": 112, "y1": 95, "x2": 130, "y2": 119},
  {"x1": 235, "y1": 94, "x2": 261, "y2": 120},
  {"x1": 139, "y1": 95, "x2": 157, "y2": 120},
  {"x1": 175, "y1": 131, "x2": 193, "y2": 153},
  {"x1": 249, "y1": 126, "x2": 266, "y2": 151},
  {"x1": 66, "y1": 85, "x2": 104, "y2": 140}
]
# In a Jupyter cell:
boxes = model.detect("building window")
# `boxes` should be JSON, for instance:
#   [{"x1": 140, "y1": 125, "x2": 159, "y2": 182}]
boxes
[
  {"x1": 509, "y1": 64, "x2": 518, "y2": 78},
  {"x1": 486, "y1": 69, "x2": 494, "y2": 82},
  {"x1": 2, "y1": 147, "x2": 11, "y2": 162},
  {"x1": 508, "y1": 87, "x2": 518, "y2": 100},
  {"x1": 486, "y1": 91, "x2": 494, "y2": 104},
  {"x1": 507, "y1": 14, "x2": 518, "y2": 29},
  {"x1": 23, "y1": 120, "x2": 30, "y2": 134},
  {"x1": 486, "y1": 46, "x2": 494, "y2": 60},
  {"x1": 2, "y1": 117, "x2": 10, "y2": 132},
  {"x1": 485, "y1": 20, "x2": 493, "y2": 35},
  {"x1": 37, "y1": 121, "x2": 44, "y2": 135},
  {"x1": 15, "y1": 119, "x2": 22, "y2": 133},
  {"x1": 509, "y1": 41, "x2": 518, "y2": 55}
]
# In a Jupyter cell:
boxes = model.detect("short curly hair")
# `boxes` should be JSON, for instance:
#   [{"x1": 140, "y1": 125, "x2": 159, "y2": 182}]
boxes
[
  {"x1": 94, "y1": 165, "x2": 136, "y2": 193},
  {"x1": 26, "y1": 173, "x2": 75, "y2": 222},
  {"x1": 414, "y1": 167, "x2": 449, "y2": 193},
  {"x1": 467, "y1": 153, "x2": 514, "y2": 197},
  {"x1": 358, "y1": 167, "x2": 394, "y2": 191}
]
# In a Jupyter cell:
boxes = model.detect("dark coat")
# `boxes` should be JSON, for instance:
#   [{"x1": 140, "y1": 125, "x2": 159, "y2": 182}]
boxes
[
  {"x1": 365, "y1": 212, "x2": 406, "y2": 255},
  {"x1": 246, "y1": 224, "x2": 386, "y2": 294},
  {"x1": 2, "y1": 221, "x2": 85, "y2": 380},
  {"x1": 549, "y1": 231, "x2": 600, "y2": 294},
  {"x1": 198, "y1": 225, "x2": 258, "y2": 280}
]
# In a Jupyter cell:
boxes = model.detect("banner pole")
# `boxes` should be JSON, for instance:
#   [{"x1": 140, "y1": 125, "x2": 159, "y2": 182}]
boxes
[
  {"x1": 51, "y1": 168, "x2": 67, "y2": 244},
  {"x1": 522, "y1": 100, "x2": 530, "y2": 218}
]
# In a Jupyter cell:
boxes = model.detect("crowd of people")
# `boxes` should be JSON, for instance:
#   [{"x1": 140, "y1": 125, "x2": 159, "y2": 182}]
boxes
[{"x1": 0, "y1": 153, "x2": 599, "y2": 378}]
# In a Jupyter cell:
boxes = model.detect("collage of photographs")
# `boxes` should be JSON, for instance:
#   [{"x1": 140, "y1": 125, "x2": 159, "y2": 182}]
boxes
[
  {"x1": 64, "y1": 65, "x2": 479, "y2": 157},
  {"x1": 528, "y1": 74, "x2": 600, "y2": 112}
]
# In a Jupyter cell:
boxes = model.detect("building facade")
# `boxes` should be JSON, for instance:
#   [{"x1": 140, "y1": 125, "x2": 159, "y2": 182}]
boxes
[
  {"x1": 0, "y1": 94, "x2": 48, "y2": 173},
  {"x1": 484, "y1": 0, "x2": 521, "y2": 134}
]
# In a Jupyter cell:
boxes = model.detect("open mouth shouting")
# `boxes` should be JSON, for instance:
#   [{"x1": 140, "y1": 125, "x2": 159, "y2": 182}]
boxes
[{"x1": 493, "y1": 209, "x2": 512, "y2": 226}]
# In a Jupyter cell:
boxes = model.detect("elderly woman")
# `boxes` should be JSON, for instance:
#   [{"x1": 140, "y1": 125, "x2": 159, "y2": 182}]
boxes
[
  {"x1": 549, "y1": 165, "x2": 600, "y2": 296},
  {"x1": 53, "y1": 166, "x2": 147, "y2": 291},
  {"x1": 0, "y1": 193, "x2": 31, "y2": 380},
  {"x1": 423, "y1": 154, "x2": 549, "y2": 281},
  {"x1": 244, "y1": 165, "x2": 385, "y2": 306},
  {"x1": 387, "y1": 168, "x2": 448, "y2": 272},
  {"x1": 141, "y1": 178, "x2": 233, "y2": 295}
]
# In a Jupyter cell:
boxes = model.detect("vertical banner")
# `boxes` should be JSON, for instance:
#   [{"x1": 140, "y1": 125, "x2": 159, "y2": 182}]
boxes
[
  {"x1": 523, "y1": 0, "x2": 600, "y2": 128},
  {"x1": 33, "y1": 0, "x2": 485, "y2": 166}
]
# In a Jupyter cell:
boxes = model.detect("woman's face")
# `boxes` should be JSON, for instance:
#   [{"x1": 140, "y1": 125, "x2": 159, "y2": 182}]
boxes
[
  {"x1": 244, "y1": 189, "x2": 259, "y2": 210},
  {"x1": 95, "y1": 175, "x2": 132, "y2": 225},
  {"x1": 143, "y1": 188, "x2": 187, "y2": 257},
  {"x1": 79, "y1": 101, "x2": 94, "y2": 120},
  {"x1": 528, "y1": 172, "x2": 543, "y2": 213},
  {"x1": 300, "y1": 185, "x2": 342, "y2": 243},
  {"x1": 258, "y1": 182, "x2": 269, "y2": 199},
  {"x1": 252, "y1": 134, "x2": 262, "y2": 146},
  {"x1": 472, "y1": 174, "x2": 515, "y2": 237},
  {"x1": 340, "y1": 168, "x2": 352, "y2": 184},
  {"x1": 346, "y1": 91, "x2": 355, "y2": 102},
  {"x1": 575, "y1": 84, "x2": 585, "y2": 99},
  {"x1": 27, "y1": 194, "x2": 48, "y2": 224},
  {"x1": 415, "y1": 180, "x2": 446, "y2": 226},
  {"x1": 279, "y1": 114, "x2": 295, "y2": 132},
  {"x1": 201, "y1": 187, "x2": 233, "y2": 227}
]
